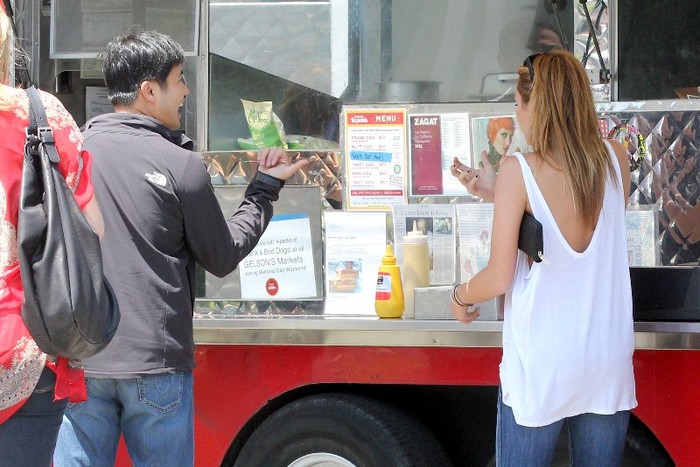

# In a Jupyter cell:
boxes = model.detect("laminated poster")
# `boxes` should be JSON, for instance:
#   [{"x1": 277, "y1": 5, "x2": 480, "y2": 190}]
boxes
[
  {"x1": 392, "y1": 204, "x2": 456, "y2": 286},
  {"x1": 409, "y1": 115, "x2": 443, "y2": 195},
  {"x1": 626, "y1": 209, "x2": 657, "y2": 266},
  {"x1": 239, "y1": 214, "x2": 316, "y2": 300},
  {"x1": 455, "y1": 203, "x2": 494, "y2": 282},
  {"x1": 344, "y1": 109, "x2": 407, "y2": 210},
  {"x1": 324, "y1": 211, "x2": 387, "y2": 316},
  {"x1": 409, "y1": 113, "x2": 473, "y2": 197},
  {"x1": 85, "y1": 87, "x2": 113, "y2": 121},
  {"x1": 470, "y1": 115, "x2": 529, "y2": 172}
]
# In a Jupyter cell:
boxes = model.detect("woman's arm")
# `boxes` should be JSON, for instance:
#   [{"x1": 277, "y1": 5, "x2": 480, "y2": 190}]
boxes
[
  {"x1": 451, "y1": 156, "x2": 527, "y2": 323},
  {"x1": 451, "y1": 151, "x2": 498, "y2": 202},
  {"x1": 607, "y1": 139, "x2": 631, "y2": 204},
  {"x1": 82, "y1": 196, "x2": 104, "y2": 239},
  {"x1": 36, "y1": 90, "x2": 104, "y2": 239}
]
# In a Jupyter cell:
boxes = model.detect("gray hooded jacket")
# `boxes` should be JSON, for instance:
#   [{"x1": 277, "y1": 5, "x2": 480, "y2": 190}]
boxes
[{"x1": 81, "y1": 113, "x2": 281, "y2": 378}]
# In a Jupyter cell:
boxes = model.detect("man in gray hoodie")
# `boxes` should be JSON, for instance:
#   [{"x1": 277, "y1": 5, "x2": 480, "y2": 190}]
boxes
[{"x1": 54, "y1": 28, "x2": 307, "y2": 466}]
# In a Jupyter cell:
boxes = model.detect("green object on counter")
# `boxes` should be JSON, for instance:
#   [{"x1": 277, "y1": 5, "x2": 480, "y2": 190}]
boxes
[{"x1": 240, "y1": 99, "x2": 288, "y2": 149}]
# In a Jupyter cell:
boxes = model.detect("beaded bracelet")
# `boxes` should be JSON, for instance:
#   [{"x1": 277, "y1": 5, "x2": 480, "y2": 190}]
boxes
[{"x1": 451, "y1": 284, "x2": 474, "y2": 309}]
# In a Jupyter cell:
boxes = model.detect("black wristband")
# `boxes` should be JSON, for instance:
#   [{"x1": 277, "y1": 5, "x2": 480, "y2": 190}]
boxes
[
  {"x1": 451, "y1": 284, "x2": 473, "y2": 309},
  {"x1": 254, "y1": 171, "x2": 285, "y2": 189}
]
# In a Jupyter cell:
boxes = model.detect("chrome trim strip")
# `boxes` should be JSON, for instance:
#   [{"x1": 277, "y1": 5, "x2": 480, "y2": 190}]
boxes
[{"x1": 193, "y1": 318, "x2": 700, "y2": 350}]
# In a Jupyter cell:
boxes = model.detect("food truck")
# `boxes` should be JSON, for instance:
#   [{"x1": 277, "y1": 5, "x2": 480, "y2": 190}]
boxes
[{"x1": 15, "y1": 0, "x2": 700, "y2": 465}]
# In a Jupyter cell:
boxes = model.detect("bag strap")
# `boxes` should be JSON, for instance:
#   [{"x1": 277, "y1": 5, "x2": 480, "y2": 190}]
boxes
[{"x1": 25, "y1": 86, "x2": 60, "y2": 163}]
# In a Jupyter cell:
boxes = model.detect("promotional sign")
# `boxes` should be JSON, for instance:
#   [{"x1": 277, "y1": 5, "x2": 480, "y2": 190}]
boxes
[
  {"x1": 409, "y1": 112, "x2": 473, "y2": 197},
  {"x1": 239, "y1": 214, "x2": 316, "y2": 299},
  {"x1": 410, "y1": 115, "x2": 443, "y2": 195}
]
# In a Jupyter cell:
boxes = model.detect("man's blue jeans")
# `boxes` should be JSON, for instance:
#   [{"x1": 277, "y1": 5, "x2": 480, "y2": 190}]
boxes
[
  {"x1": 496, "y1": 388, "x2": 629, "y2": 467},
  {"x1": 54, "y1": 371, "x2": 194, "y2": 467},
  {"x1": 0, "y1": 367, "x2": 67, "y2": 467}
]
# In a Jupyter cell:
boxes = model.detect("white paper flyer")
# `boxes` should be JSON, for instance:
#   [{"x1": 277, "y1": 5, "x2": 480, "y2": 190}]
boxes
[
  {"x1": 439, "y1": 113, "x2": 473, "y2": 196},
  {"x1": 324, "y1": 211, "x2": 387, "y2": 315},
  {"x1": 239, "y1": 214, "x2": 316, "y2": 299}
]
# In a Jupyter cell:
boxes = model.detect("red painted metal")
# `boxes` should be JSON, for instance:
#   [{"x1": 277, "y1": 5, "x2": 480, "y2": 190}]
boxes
[{"x1": 114, "y1": 345, "x2": 700, "y2": 466}]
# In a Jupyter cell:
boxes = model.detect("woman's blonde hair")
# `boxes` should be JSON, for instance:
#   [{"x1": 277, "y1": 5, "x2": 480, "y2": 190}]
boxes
[
  {"x1": 517, "y1": 50, "x2": 617, "y2": 228},
  {"x1": 0, "y1": 8, "x2": 11, "y2": 85}
]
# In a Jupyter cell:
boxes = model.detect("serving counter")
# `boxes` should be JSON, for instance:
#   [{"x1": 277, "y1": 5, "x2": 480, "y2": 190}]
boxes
[{"x1": 193, "y1": 316, "x2": 700, "y2": 350}]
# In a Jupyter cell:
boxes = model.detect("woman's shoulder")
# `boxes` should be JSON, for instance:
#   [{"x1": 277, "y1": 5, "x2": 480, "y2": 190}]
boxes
[
  {"x1": 604, "y1": 137, "x2": 625, "y2": 153},
  {"x1": 497, "y1": 154, "x2": 528, "y2": 186},
  {"x1": 603, "y1": 138, "x2": 631, "y2": 170},
  {"x1": 0, "y1": 84, "x2": 29, "y2": 118},
  {"x1": 500, "y1": 151, "x2": 532, "y2": 171},
  {"x1": 2, "y1": 85, "x2": 77, "y2": 129},
  {"x1": 1, "y1": 84, "x2": 65, "y2": 111},
  {"x1": 36, "y1": 88, "x2": 77, "y2": 126}
]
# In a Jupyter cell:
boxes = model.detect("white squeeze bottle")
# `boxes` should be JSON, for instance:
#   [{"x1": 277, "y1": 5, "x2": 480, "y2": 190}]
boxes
[{"x1": 401, "y1": 221, "x2": 430, "y2": 318}]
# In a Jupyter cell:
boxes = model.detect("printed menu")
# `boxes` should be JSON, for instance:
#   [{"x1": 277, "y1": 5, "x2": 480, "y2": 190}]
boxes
[{"x1": 344, "y1": 109, "x2": 408, "y2": 210}]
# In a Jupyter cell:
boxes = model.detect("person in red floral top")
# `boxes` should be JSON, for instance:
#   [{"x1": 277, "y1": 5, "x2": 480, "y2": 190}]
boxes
[{"x1": 0, "y1": 2, "x2": 104, "y2": 465}]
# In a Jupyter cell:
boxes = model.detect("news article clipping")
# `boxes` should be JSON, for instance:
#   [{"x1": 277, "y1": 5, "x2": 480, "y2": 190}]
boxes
[{"x1": 392, "y1": 204, "x2": 457, "y2": 285}]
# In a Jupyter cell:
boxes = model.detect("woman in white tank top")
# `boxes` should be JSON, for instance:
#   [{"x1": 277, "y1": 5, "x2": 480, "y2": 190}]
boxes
[{"x1": 449, "y1": 50, "x2": 637, "y2": 466}]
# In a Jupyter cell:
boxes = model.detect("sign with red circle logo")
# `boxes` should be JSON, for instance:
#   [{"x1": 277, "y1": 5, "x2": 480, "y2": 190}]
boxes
[{"x1": 265, "y1": 278, "x2": 279, "y2": 296}]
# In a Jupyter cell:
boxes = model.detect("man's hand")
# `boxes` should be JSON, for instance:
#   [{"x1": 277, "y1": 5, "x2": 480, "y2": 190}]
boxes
[
  {"x1": 256, "y1": 147, "x2": 309, "y2": 180},
  {"x1": 451, "y1": 151, "x2": 497, "y2": 202}
]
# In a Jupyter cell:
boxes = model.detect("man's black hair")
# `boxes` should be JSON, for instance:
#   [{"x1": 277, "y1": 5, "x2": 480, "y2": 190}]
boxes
[{"x1": 103, "y1": 27, "x2": 185, "y2": 106}]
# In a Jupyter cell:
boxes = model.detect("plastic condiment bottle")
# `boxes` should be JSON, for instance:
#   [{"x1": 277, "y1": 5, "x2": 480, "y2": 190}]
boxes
[
  {"x1": 375, "y1": 244, "x2": 404, "y2": 318},
  {"x1": 401, "y1": 221, "x2": 430, "y2": 318}
]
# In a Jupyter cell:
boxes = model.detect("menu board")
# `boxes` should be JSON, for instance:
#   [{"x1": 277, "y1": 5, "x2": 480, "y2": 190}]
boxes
[{"x1": 344, "y1": 109, "x2": 408, "y2": 210}]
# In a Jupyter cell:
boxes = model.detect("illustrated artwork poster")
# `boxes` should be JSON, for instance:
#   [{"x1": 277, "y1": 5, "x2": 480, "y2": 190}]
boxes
[{"x1": 470, "y1": 115, "x2": 529, "y2": 172}]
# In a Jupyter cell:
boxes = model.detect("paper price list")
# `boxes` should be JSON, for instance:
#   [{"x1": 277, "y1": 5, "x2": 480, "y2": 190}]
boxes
[
  {"x1": 344, "y1": 110, "x2": 407, "y2": 209},
  {"x1": 349, "y1": 148, "x2": 391, "y2": 185}
]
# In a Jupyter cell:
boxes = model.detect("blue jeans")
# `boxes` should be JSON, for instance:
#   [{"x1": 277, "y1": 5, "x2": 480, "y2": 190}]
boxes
[
  {"x1": 54, "y1": 371, "x2": 194, "y2": 467},
  {"x1": 0, "y1": 366, "x2": 67, "y2": 467},
  {"x1": 496, "y1": 388, "x2": 629, "y2": 467}
]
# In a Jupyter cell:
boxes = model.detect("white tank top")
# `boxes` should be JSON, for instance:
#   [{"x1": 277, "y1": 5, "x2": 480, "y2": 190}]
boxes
[{"x1": 501, "y1": 142, "x2": 637, "y2": 427}]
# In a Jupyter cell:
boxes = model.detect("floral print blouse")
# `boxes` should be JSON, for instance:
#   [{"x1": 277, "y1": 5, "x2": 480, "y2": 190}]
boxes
[{"x1": 0, "y1": 85, "x2": 94, "y2": 424}]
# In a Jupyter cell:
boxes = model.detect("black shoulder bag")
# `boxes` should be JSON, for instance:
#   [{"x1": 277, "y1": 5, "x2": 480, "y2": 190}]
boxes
[
  {"x1": 518, "y1": 212, "x2": 547, "y2": 264},
  {"x1": 18, "y1": 86, "x2": 120, "y2": 360}
]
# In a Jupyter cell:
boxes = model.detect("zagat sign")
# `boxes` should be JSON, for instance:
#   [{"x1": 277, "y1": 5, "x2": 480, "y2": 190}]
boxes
[{"x1": 413, "y1": 117, "x2": 438, "y2": 125}]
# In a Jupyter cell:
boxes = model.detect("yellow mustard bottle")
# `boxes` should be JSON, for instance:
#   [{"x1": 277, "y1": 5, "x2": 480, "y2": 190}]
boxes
[{"x1": 375, "y1": 244, "x2": 404, "y2": 318}]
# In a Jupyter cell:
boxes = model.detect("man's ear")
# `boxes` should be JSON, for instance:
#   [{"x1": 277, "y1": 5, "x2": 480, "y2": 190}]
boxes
[{"x1": 139, "y1": 80, "x2": 158, "y2": 103}]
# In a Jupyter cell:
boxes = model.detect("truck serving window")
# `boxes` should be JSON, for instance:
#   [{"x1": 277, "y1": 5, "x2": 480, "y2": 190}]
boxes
[
  {"x1": 207, "y1": 0, "x2": 576, "y2": 150},
  {"x1": 617, "y1": 0, "x2": 700, "y2": 100}
]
